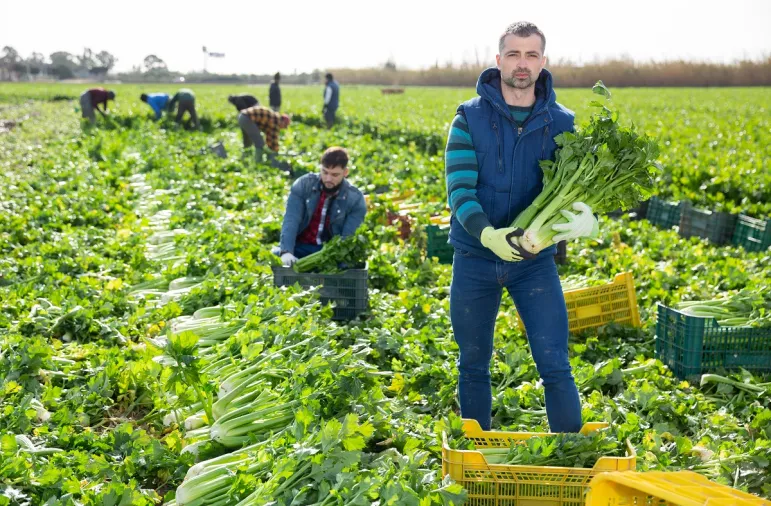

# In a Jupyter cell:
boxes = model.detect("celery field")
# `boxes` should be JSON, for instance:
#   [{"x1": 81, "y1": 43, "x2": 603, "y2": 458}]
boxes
[{"x1": 0, "y1": 83, "x2": 770, "y2": 505}]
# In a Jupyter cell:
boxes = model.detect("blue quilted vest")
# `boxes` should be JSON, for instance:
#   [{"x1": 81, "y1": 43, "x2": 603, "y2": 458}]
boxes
[
  {"x1": 449, "y1": 67, "x2": 575, "y2": 260},
  {"x1": 325, "y1": 80, "x2": 340, "y2": 111}
]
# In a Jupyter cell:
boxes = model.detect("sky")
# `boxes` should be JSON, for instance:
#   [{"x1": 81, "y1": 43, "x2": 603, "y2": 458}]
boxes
[{"x1": 2, "y1": 0, "x2": 770, "y2": 75}]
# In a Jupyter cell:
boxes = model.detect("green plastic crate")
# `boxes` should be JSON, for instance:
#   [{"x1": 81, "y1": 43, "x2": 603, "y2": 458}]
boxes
[
  {"x1": 655, "y1": 303, "x2": 771, "y2": 381},
  {"x1": 631, "y1": 200, "x2": 649, "y2": 221},
  {"x1": 426, "y1": 224, "x2": 453, "y2": 264},
  {"x1": 272, "y1": 267, "x2": 368, "y2": 321},
  {"x1": 732, "y1": 215, "x2": 771, "y2": 252},
  {"x1": 646, "y1": 197, "x2": 684, "y2": 230},
  {"x1": 678, "y1": 202, "x2": 737, "y2": 245}
]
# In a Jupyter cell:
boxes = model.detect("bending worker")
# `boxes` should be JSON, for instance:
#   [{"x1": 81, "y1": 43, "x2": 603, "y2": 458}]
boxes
[
  {"x1": 79, "y1": 88, "x2": 115, "y2": 124},
  {"x1": 168, "y1": 88, "x2": 199, "y2": 128},
  {"x1": 445, "y1": 22, "x2": 599, "y2": 434},
  {"x1": 278, "y1": 147, "x2": 366, "y2": 266},
  {"x1": 228, "y1": 94, "x2": 259, "y2": 112},
  {"x1": 140, "y1": 92, "x2": 170, "y2": 120},
  {"x1": 237, "y1": 105, "x2": 291, "y2": 163}
]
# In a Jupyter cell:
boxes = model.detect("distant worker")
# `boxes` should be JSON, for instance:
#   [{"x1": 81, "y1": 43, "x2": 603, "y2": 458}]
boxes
[
  {"x1": 228, "y1": 94, "x2": 259, "y2": 112},
  {"x1": 168, "y1": 88, "x2": 199, "y2": 128},
  {"x1": 270, "y1": 73, "x2": 282, "y2": 112},
  {"x1": 322, "y1": 73, "x2": 339, "y2": 128},
  {"x1": 237, "y1": 105, "x2": 291, "y2": 163},
  {"x1": 79, "y1": 88, "x2": 115, "y2": 124},
  {"x1": 278, "y1": 147, "x2": 366, "y2": 266},
  {"x1": 140, "y1": 93, "x2": 170, "y2": 120}
]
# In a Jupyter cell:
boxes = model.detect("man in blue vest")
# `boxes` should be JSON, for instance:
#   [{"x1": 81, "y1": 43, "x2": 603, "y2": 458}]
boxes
[
  {"x1": 444, "y1": 22, "x2": 599, "y2": 433},
  {"x1": 322, "y1": 73, "x2": 340, "y2": 128}
]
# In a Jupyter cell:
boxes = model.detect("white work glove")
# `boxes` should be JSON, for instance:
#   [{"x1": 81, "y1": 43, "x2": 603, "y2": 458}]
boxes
[
  {"x1": 552, "y1": 202, "x2": 600, "y2": 242},
  {"x1": 280, "y1": 252, "x2": 298, "y2": 267},
  {"x1": 480, "y1": 227, "x2": 537, "y2": 262}
]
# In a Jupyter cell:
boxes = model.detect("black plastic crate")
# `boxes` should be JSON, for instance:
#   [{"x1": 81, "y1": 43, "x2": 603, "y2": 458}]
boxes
[
  {"x1": 426, "y1": 225, "x2": 453, "y2": 264},
  {"x1": 678, "y1": 202, "x2": 738, "y2": 245},
  {"x1": 732, "y1": 215, "x2": 771, "y2": 252},
  {"x1": 646, "y1": 197, "x2": 684, "y2": 230},
  {"x1": 655, "y1": 303, "x2": 771, "y2": 382},
  {"x1": 272, "y1": 267, "x2": 368, "y2": 320}
]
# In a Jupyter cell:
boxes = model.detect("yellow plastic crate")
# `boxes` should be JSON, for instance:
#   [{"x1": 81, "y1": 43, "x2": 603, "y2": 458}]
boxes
[
  {"x1": 430, "y1": 215, "x2": 451, "y2": 225},
  {"x1": 442, "y1": 419, "x2": 637, "y2": 506},
  {"x1": 515, "y1": 272, "x2": 641, "y2": 334},
  {"x1": 587, "y1": 471, "x2": 771, "y2": 506}
]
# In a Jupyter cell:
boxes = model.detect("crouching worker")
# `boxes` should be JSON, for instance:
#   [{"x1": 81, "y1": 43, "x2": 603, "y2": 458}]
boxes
[{"x1": 278, "y1": 147, "x2": 366, "y2": 267}]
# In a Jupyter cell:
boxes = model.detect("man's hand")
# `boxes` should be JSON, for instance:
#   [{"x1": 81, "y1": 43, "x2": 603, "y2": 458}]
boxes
[
  {"x1": 504, "y1": 227, "x2": 538, "y2": 259},
  {"x1": 552, "y1": 202, "x2": 599, "y2": 242},
  {"x1": 280, "y1": 252, "x2": 298, "y2": 267},
  {"x1": 480, "y1": 227, "x2": 536, "y2": 262}
]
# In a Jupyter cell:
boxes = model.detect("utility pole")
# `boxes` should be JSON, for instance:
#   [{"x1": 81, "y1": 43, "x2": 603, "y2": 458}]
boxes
[{"x1": 202, "y1": 46, "x2": 208, "y2": 73}]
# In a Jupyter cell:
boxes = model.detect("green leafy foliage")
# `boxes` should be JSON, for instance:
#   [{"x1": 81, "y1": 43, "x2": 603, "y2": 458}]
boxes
[{"x1": 476, "y1": 430, "x2": 622, "y2": 468}]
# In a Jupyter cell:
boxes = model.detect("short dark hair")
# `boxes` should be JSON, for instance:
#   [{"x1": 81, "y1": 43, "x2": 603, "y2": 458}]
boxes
[
  {"x1": 499, "y1": 21, "x2": 545, "y2": 54},
  {"x1": 274, "y1": 72, "x2": 280, "y2": 81},
  {"x1": 107, "y1": 90, "x2": 116, "y2": 100},
  {"x1": 321, "y1": 146, "x2": 348, "y2": 169},
  {"x1": 140, "y1": 93, "x2": 148, "y2": 102},
  {"x1": 325, "y1": 73, "x2": 333, "y2": 81}
]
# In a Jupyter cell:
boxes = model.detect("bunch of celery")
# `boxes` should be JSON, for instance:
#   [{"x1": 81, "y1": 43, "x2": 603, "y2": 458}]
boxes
[
  {"x1": 512, "y1": 82, "x2": 661, "y2": 254},
  {"x1": 676, "y1": 289, "x2": 771, "y2": 327}
]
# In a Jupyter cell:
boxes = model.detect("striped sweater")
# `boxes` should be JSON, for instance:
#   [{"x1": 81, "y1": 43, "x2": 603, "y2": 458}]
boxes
[
  {"x1": 444, "y1": 114, "x2": 492, "y2": 240},
  {"x1": 445, "y1": 107, "x2": 533, "y2": 240}
]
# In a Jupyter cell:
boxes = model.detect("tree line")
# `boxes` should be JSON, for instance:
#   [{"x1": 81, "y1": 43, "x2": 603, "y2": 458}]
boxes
[
  {"x1": 2, "y1": 45, "x2": 769, "y2": 87},
  {"x1": 0, "y1": 46, "x2": 176, "y2": 81},
  {"x1": 0, "y1": 46, "x2": 120, "y2": 80}
]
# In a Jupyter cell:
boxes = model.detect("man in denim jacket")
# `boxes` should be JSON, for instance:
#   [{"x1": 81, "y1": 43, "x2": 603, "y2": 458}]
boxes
[{"x1": 279, "y1": 147, "x2": 367, "y2": 266}]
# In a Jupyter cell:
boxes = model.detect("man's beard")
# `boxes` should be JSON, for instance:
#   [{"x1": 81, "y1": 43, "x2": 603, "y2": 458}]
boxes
[
  {"x1": 322, "y1": 181, "x2": 343, "y2": 194},
  {"x1": 502, "y1": 69, "x2": 535, "y2": 90}
]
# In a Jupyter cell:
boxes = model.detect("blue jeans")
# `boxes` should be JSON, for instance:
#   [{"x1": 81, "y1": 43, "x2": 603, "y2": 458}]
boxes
[
  {"x1": 295, "y1": 242, "x2": 323, "y2": 259},
  {"x1": 450, "y1": 249, "x2": 582, "y2": 432},
  {"x1": 324, "y1": 107, "x2": 337, "y2": 128}
]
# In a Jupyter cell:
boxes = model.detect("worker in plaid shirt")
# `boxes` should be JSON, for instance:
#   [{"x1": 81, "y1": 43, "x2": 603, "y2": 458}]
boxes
[{"x1": 237, "y1": 106, "x2": 291, "y2": 163}]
